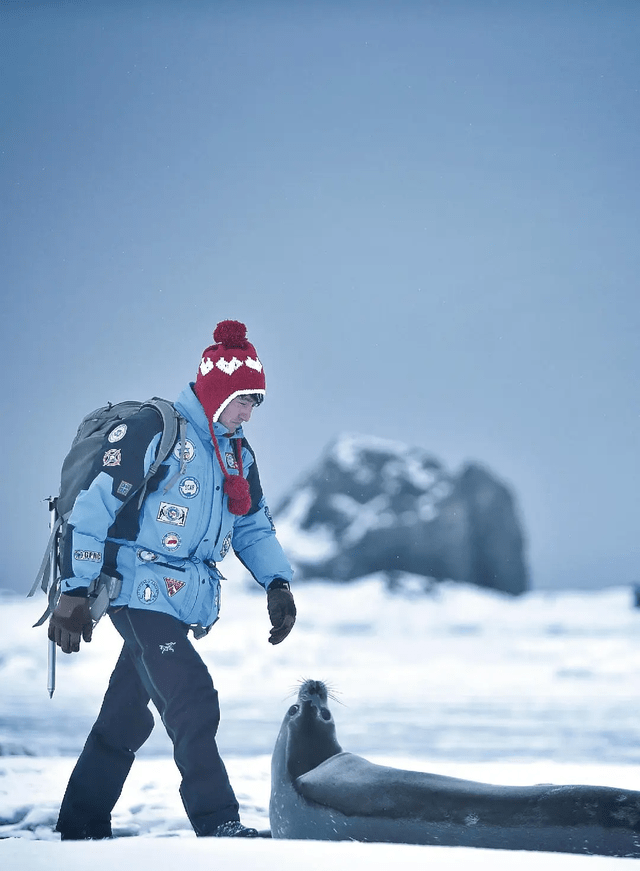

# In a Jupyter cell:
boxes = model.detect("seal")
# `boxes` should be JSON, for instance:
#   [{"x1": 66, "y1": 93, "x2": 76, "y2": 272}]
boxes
[{"x1": 270, "y1": 679, "x2": 640, "y2": 857}]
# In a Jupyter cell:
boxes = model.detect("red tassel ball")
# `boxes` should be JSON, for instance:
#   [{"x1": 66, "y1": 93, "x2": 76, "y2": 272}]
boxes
[
  {"x1": 224, "y1": 474, "x2": 251, "y2": 516},
  {"x1": 213, "y1": 320, "x2": 248, "y2": 349}
]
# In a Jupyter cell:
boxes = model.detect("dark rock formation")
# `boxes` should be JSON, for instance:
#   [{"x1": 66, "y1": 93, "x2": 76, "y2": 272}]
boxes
[{"x1": 274, "y1": 434, "x2": 528, "y2": 595}]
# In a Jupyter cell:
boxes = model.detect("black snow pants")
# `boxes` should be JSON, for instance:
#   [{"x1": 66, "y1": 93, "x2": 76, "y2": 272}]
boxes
[{"x1": 56, "y1": 607, "x2": 239, "y2": 839}]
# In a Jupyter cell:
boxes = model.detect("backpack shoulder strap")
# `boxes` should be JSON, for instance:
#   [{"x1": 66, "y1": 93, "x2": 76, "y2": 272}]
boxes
[
  {"x1": 143, "y1": 398, "x2": 182, "y2": 473},
  {"x1": 137, "y1": 398, "x2": 187, "y2": 502}
]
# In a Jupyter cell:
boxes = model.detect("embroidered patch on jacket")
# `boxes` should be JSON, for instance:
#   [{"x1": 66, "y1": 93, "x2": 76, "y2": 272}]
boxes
[
  {"x1": 179, "y1": 476, "x2": 200, "y2": 498},
  {"x1": 137, "y1": 549, "x2": 158, "y2": 562},
  {"x1": 108, "y1": 424, "x2": 127, "y2": 443},
  {"x1": 73, "y1": 550, "x2": 101, "y2": 562},
  {"x1": 103, "y1": 448, "x2": 122, "y2": 467},
  {"x1": 162, "y1": 532, "x2": 181, "y2": 551},
  {"x1": 157, "y1": 502, "x2": 188, "y2": 526},
  {"x1": 117, "y1": 480, "x2": 132, "y2": 496},
  {"x1": 164, "y1": 577, "x2": 186, "y2": 597},
  {"x1": 173, "y1": 439, "x2": 195, "y2": 462},
  {"x1": 137, "y1": 580, "x2": 159, "y2": 604},
  {"x1": 225, "y1": 451, "x2": 238, "y2": 470},
  {"x1": 220, "y1": 531, "x2": 232, "y2": 559}
]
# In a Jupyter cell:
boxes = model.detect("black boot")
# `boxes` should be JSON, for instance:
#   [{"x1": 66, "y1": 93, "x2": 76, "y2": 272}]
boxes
[{"x1": 209, "y1": 820, "x2": 259, "y2": 838}]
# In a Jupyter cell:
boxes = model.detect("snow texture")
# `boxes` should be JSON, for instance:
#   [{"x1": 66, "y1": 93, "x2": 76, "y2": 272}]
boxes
[{"x1": 1, "y1": 561, "x2": 639, "y2": 868}]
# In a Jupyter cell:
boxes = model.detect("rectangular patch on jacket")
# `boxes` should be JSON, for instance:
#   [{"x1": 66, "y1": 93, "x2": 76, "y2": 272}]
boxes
[
  {"x1": 73, "y1": 550, "x2": 102, "y2": 562},
  {"x1": 156, "y1": 502, "x2": 188, "y2": 527}
]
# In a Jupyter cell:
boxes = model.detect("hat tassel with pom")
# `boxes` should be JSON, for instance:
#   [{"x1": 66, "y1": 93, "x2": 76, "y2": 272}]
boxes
[{"x1": 211, "y1": 431, "x2": 252, "y2": 516}]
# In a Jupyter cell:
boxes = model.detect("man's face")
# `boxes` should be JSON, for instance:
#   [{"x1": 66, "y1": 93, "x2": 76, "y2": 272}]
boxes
[{"x1": 218, "y1": 395, "x2": 257, "y2": 433}]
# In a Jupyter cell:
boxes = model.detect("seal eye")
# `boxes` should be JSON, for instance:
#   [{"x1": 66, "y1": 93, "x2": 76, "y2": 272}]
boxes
[
  {"x1": 288, "y1": 704, "x2": 299, "y2": 716},
  {"x1": 320, "y1": 708, "x2": 331, "y2": 721}
]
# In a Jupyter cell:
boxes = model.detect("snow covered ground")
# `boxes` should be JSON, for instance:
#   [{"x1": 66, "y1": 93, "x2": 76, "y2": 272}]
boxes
[{"x1": 1, "y1": 564, "x2": 639, "y2": 868}]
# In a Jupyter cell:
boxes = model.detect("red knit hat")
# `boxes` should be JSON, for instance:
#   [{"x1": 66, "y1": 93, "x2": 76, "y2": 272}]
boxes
[
  {"x1": 194, "y1": 320, "x2": 265, "y2": 516},
  {"x1": 194, "y1": 320, "x2": 266, "y2": 424}
]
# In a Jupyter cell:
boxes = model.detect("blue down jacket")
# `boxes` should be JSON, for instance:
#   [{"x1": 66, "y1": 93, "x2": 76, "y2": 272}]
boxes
[{"x1": 60, "y1": 384, "x2": 293, "y2": 631}]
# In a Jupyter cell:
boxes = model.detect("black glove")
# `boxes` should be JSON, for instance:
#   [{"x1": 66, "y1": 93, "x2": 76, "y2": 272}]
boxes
[
  {"x1": 48, "y1": 593, "x2": 93, "y2": 654},
  {"x1": 267, "y1": 582, "x2": 296, "y2": 645}
]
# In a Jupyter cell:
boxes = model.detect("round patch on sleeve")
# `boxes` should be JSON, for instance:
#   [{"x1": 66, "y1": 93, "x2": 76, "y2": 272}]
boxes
[{"x1": 108, "y1": 424, "x2": 128, "y2": 443}]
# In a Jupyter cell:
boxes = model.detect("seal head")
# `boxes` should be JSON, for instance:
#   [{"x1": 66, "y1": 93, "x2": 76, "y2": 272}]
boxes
[{"x1": 275, "y1": 680, "x2": 342, "y2": 782}]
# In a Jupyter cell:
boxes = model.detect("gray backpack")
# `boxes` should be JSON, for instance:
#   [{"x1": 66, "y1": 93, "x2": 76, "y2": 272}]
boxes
[{"x1": 29, "y1": 397, "x2": 187, "y2": 625}]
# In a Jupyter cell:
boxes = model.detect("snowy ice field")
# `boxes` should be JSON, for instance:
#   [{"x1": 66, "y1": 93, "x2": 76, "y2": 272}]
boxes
[{"x1": 1, "y1": 562, "x2": 640, "y2": 868}]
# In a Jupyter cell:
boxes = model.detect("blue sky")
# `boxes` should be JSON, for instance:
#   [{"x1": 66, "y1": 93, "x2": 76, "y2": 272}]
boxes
[{"x1": 1, "y1": 0, "x2": 638, "y2": 593}]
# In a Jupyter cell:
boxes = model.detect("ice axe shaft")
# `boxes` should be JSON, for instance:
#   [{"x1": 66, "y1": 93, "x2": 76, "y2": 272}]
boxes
[{"x1": 48, "y1": 638, "x2": 56, "y2": 699}]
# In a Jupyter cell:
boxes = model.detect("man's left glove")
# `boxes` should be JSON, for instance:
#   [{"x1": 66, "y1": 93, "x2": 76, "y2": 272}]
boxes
[
  {"x1": 267, "y1": 582, "x2": 296, "y2": 645},
  {"x1": 48, "y1": 593, "x2": 93, "y2": 654}
]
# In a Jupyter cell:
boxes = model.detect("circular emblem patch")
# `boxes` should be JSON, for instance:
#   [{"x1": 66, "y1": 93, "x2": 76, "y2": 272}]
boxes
[
  {"x1": 137, "y1": 580, "x2": 159, "y2": 604},
  {"x1": 137, "y1": 549, "x2": 158, "y2": 562},
  {"x1": 179, "y1": 477, "x2": 200, "y2": 499},
  {"x1": 108, "y1": 423, "x2": 128, "y2": 443},
  {"x1": 173, "y1": 439, "x2": 196, "y2": 463},
  {"x1": 162, "y1": 532, "x2": 181, "y2": 551}
]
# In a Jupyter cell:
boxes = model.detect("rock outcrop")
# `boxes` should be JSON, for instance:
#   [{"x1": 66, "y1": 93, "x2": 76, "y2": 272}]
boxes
[{"x1": 274, "y1": 433, "x2": 528, "y2": 595}]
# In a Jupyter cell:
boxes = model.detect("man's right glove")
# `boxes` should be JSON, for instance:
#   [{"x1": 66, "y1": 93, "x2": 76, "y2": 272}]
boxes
[
  {"x1": 48, "y1": 593, "x2": 93, "y2": 654},
  {"x1": 267, "y1": 582, "x2": 296, "y2": 645}
]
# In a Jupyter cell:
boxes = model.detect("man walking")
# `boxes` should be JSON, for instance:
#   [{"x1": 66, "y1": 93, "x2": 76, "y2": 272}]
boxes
[{"x1": 48, "y1": 319, "x2": 296, "y2": 839}]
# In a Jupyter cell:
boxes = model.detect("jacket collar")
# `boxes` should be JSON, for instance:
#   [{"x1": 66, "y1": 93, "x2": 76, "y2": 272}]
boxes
[{"x1": 175, "y1": 384, "x2": 244, "y2": 442}]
